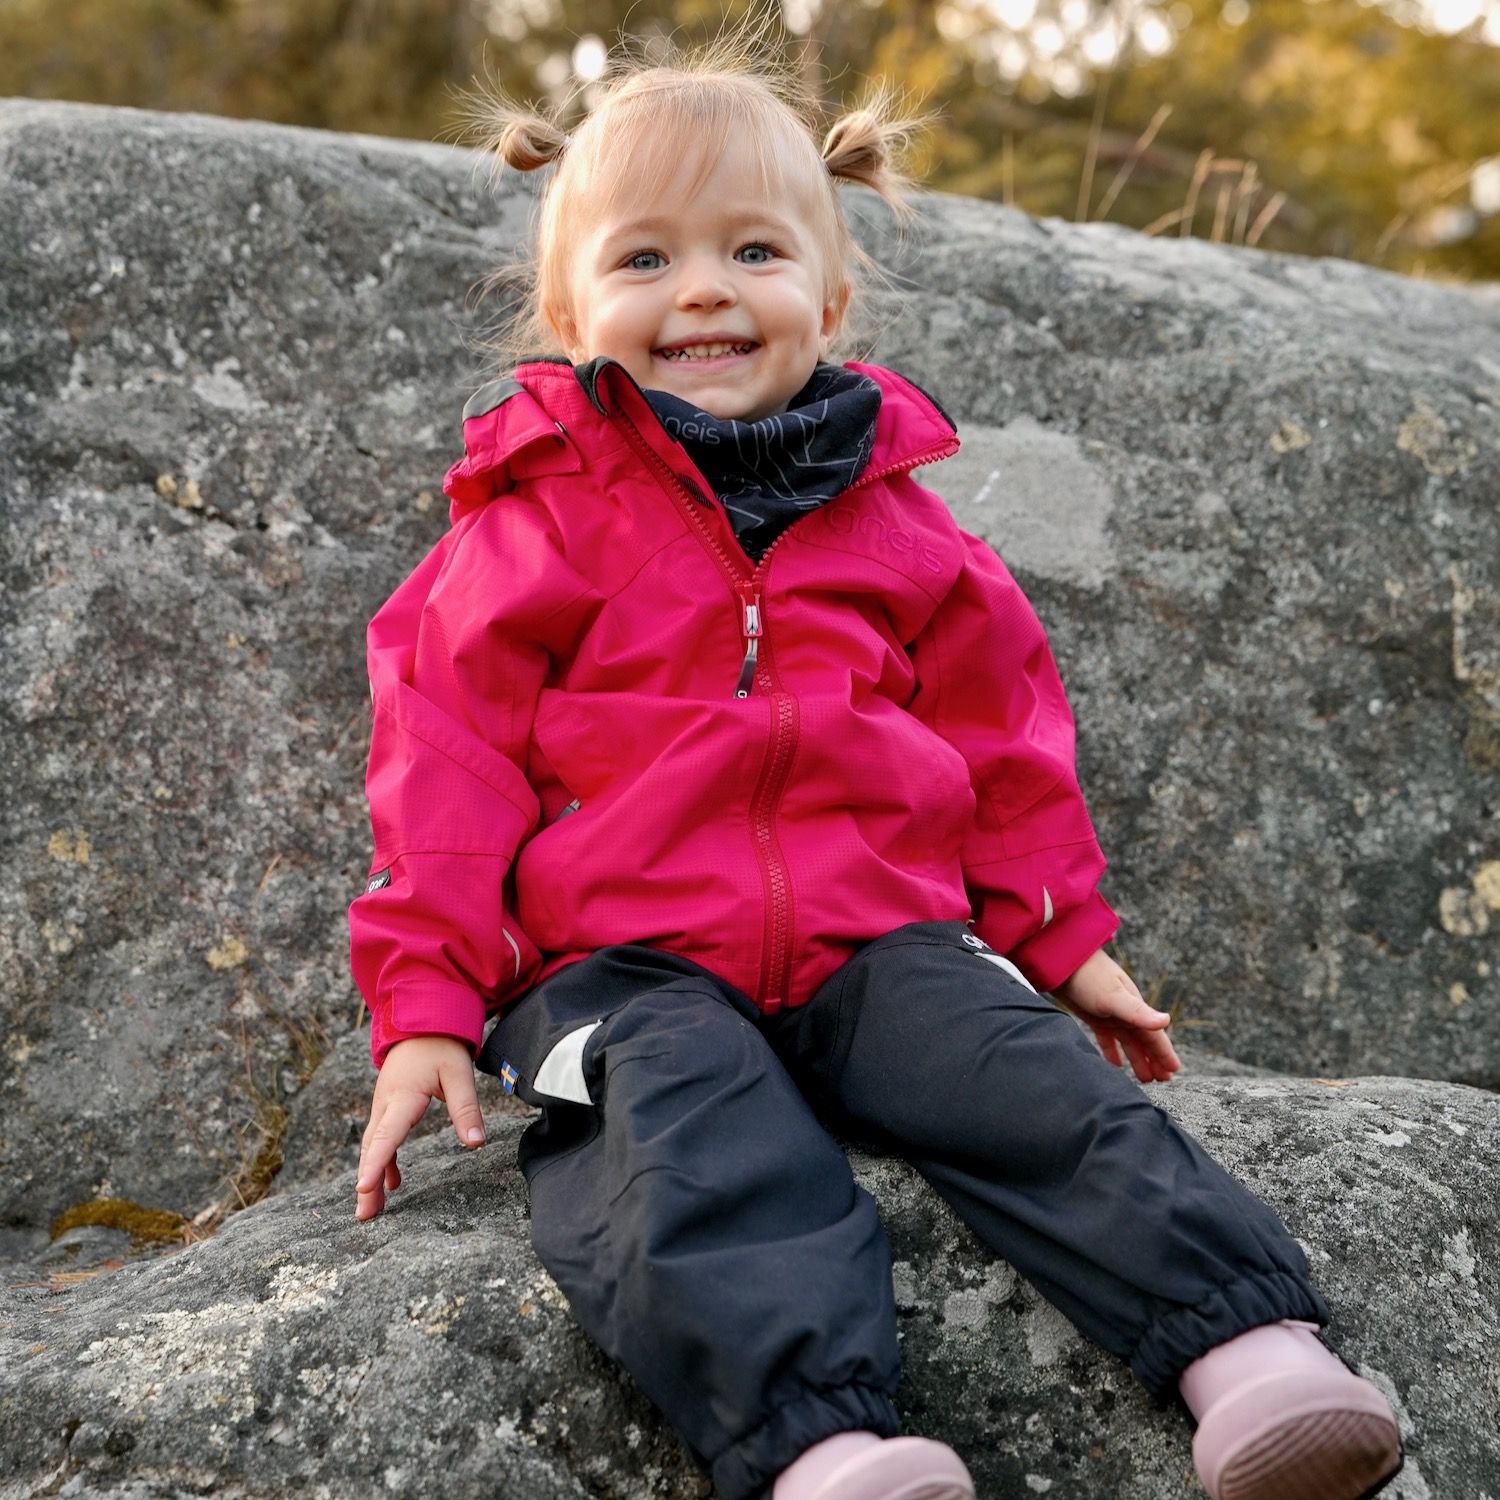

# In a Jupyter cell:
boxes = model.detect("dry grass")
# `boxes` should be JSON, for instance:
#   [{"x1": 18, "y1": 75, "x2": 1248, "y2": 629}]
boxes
[{"x1": 1073, "y1": 92, "x2": 1289, "y2": 249}]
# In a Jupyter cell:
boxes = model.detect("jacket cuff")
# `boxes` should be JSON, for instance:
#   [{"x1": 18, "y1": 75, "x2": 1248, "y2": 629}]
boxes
[
  {"x1": 370, "y1": 981, "x2": 488, "y2": 1070},
  {"x1": 1005, "y1": 891, "x2": 1119, "y2": 993}
]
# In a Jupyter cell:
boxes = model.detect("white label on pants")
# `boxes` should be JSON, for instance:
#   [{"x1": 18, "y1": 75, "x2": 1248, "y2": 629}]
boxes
[
  {"x1": 974, "y1": 950, "x2": 1038, "y2": 993},
  {"x1": 532, "y1": 1020, "x2": 603, "y2": 1105}
]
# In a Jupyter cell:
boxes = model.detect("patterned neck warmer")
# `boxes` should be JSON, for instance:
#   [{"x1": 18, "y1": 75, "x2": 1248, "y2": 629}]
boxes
[{"x1": 643, "y1": 363, "x2": 883, "y2": 562}]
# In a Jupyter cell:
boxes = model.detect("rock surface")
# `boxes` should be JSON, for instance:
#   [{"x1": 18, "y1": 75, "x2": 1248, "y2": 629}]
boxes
[
  {"x1": 4, "y1": 1075, "x2": 1496, "y2": 1500},
  {"x1": 1, "y1": 100, "x2": 527, "y2": 1243},
  {"x1": 2, "y1": 98, "x2": 1500, "y2": 1500},
  {"x1": 3, "y1": 103, "x2": 1498, "y2": 1254},
  {"x1": 875, "y1": 204, "x2": 1500, "y2": 1090}
]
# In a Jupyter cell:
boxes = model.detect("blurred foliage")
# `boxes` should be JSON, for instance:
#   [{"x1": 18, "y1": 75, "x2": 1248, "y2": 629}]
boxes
[{"x1": 1, "y1": 0, "x2": 1496, "y2": 279}]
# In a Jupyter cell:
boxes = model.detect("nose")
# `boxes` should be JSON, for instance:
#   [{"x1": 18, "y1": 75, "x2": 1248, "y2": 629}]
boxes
[{"x1": 675, "y1": 253, "x2": 737, "y2": 311}]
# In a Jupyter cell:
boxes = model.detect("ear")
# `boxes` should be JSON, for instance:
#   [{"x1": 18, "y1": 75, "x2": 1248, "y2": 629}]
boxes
[
  {"x1": 546, "y1": 301, "x2": 580, "y2": 360},
  {"x1": 820, "y1": 282, "x2": 851, "y2": 346}
]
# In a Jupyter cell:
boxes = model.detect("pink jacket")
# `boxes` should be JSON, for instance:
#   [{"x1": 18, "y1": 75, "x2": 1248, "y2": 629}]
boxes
[{"x1": 351, "y1": 357, "x2": 1118, "y2": 1067}]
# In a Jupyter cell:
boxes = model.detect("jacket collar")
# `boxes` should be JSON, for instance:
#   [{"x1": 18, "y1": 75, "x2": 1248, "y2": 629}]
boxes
[
  {"x1": 443, "y1": 354, "x2": 959, "y2": 523},
  {"x1": 560, "y1": 355, "x2": 957, "y2": 469}
]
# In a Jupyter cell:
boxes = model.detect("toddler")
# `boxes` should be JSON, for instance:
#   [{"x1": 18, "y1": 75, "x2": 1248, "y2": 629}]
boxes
[{"x1": 350, "y1": 25, "x2": 1403, "y2": 1500}]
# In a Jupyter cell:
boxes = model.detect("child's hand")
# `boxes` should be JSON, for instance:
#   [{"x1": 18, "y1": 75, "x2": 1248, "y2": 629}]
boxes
[
  {"x1": 1051, "y1": 951, "x2": 1181, "y2": 1085},
  {"x1": 355, "y1": 1035, "x2": 485, "y2": 1221}
]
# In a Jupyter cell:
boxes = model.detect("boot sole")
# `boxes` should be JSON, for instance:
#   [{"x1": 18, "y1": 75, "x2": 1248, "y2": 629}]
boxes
[
  {"x1": 812, "y1": 1437, "x2": 977, "y2": 1500},
  {"x1": 1216, "y1": 1407, "x2": 1404, "y2": 1500}
]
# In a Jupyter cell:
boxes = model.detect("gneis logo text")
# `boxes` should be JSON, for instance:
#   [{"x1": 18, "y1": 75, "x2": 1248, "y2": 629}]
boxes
[{"x1": 822, "y1": 509, "x2": 945, "y2": 573}]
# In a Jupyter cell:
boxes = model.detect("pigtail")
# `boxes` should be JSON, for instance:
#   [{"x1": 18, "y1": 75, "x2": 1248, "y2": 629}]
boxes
[
  {"x1": 821, "y1": 83, "x2": 933, "y2": 227},
  {"x1": 444, "y1": 77, "x2": 571, "y2": 371},
  {"x1": 448, "y1": 77, "x2": 572, "y2": 185},
  {"x1": 495, "y1": 114, "x2": 570, "y2": 172}
]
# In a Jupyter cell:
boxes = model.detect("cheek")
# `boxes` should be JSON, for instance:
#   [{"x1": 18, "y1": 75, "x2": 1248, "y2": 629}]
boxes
[
  {"x1": 760, "y1": 287, "x2": 820, "y2": 342},
  {"x1": 597, "y1": 294, "x2": 656, "y2": 346}
]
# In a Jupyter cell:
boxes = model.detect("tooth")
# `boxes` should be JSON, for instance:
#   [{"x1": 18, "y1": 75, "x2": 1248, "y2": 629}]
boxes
[{"x1": 662, "y1": 341, "x2": 753, "y2": 359}]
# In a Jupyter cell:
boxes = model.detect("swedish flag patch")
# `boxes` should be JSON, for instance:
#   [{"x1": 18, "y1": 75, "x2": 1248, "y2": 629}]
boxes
[{"x1": 500, "y1": 1060, "x2": 518, "y2": 1095}]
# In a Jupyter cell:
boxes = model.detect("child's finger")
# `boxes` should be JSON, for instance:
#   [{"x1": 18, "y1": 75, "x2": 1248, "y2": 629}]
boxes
[
  {"x1": 355, "y1": 1160, "x2": 387, "y2": 1220},
  {"x1": 1118, "y1": 995, "x2": 1171, "y2": 1028},
  {"x1": 357, "y1": 1090, "x2": 426, "y2": 1194},
  {"x1": 1119, "y1": 1034, "x2": 1152, "y2": 1083},
  {"x1": 353, "y1": 1147, "x2": 404, "y2": 1220},
  {"x1": 439, "y1": 1058, "x2": 486, "y2": 1147},
  {"x1": 356, "y1": 1131, "x2": 395, "y2": 1197},
  {"x1": 1088, "y1": 1022, "x2": 1125, "y2": 1068},
  {"x1": 1131, "y1": 1026, "x2": 1182, "y2": 1083},
  {"x1": 357, "y1": 1100, "x2": 397, "y2": 1182}
]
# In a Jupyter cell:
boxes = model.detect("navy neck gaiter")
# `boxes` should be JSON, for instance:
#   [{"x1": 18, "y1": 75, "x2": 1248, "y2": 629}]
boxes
[{"x1": 643, "y1": 363, "x2": 882, "y2": 562}]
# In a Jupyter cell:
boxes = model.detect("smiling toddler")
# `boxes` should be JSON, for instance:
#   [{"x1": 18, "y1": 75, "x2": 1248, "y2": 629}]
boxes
[{"x1": 348, "y1": 21, "x2": 1404, "y2": 1500}]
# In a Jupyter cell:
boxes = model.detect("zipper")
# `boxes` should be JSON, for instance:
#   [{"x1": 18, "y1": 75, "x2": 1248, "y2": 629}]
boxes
[
  {"x1": 735, "y1": 582, "x2": 762, "y2": 699},
  {"x1": 612, "y1": 404, "x2": 798, "y2": 1006},
  {"x1": 615, "y1": 406, "x2": 747, "y2": 592},
  {"x1": 610, "y1": 400, "x2": 955, "y2": 1012},
  {"x1": 751, "y1": 687, "x2": 798, "y2": 1010},
  {"x1": 838, "y1": 437, "x2": 960, "y2": 496},
  {"x1": 740, "y1": 534, "x2": 799, "y2": 1007}
]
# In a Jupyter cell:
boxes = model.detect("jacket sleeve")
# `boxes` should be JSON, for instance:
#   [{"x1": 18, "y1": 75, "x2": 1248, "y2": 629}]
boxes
[
  {"x1": 907, "y1": 529, "x2": 1118, "y2": 992},
  {"x1": 349, "y1": 502, "x2": 595, "y2": 1068}
]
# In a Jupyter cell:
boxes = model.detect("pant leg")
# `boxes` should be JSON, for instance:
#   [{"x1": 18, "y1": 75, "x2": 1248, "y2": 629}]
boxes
[
  {"x1": 480, "y1": 946, "x2": 902, "y2": 1500},
  {"x1": 764, "y1": 921, "x2": 1329, "y2": 1402}
]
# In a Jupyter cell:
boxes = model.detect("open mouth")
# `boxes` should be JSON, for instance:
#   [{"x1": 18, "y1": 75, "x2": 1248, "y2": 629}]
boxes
[{"x1": 654, "y1": 341, "x2": 758, "y2": 362}]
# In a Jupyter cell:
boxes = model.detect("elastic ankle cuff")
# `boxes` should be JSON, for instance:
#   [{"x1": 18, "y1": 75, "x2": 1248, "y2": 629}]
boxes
[
  {"x1": 713, "y1": 1384, "x2": 902, "y2": 1500},
  {"x1": 1131, "y1": 1271, "x2": 1331, "y2": 1401}
]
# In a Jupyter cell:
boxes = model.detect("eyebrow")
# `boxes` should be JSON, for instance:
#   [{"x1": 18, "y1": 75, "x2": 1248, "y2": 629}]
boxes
[{"x1": 598, "y1": 210, "x2": 798, "y2": 248}]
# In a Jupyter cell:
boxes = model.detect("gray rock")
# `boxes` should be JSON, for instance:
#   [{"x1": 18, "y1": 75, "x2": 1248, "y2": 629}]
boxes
[
  {"x1": 3, "y1": 104, "x2": 1498, "y2": 1257},
  {"x1": 876, "y1": 198, "x2": 1500, "y2": 1087},
  {"x1": 2, "y1": 98, "x2": 1499, "y2": 1499},
  {"x1": 1, "y1": 99, "x2": 521, "y2": 1238},
  {"x1": 31, "y1": 1225, "x2": 134, "y2": 1271},
  {"x1": 2, "y1": 1076, "x2": 1495, "y2": 1499}
]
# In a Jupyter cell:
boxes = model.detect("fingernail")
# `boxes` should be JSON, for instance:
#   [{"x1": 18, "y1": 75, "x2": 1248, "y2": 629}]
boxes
[{"x1": 467, "y1": 1127, "x2": 484, "y2": 1144}]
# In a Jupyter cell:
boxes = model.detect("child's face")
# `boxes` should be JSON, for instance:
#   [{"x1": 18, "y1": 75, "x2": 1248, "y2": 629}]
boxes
[{"x1": 554, "y1": 135, "x2": 846, "y2": 423}]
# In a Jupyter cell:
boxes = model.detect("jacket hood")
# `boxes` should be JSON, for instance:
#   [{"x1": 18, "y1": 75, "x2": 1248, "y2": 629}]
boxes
[
  {"x1": 441, "y1": 364, "x2": 583, "y2": 523},
  {"x1": 442, "y1": 356, "x2": 958, "y2": 525}
]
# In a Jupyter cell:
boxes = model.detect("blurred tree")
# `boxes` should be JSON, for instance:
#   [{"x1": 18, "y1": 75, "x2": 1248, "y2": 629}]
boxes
[
  {"x1": 0, "y1": 0, "x2": 1495, "y2": 278},
  {"x1": 920, "y1": 0, "x2": 1500, "y2": 278}
]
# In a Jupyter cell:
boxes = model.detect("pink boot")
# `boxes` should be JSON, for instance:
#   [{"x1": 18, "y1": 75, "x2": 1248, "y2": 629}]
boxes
[
  {"x1": 1180, "y1": 1320, "x2": 1403, "y2": 1500},
  {"x1": 772, "y1": 1431, "x2": 976, "y2": 1500}
]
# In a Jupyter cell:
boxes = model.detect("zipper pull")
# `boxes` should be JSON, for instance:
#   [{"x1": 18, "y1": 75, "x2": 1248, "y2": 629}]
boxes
[{"x1": 734, "y1": 584, "x2": 763, "y2": 699}]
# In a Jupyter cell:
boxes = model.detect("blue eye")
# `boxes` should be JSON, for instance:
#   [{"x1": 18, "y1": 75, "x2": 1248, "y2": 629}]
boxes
[
  {"x1": 737, "y1": 244, "x2": 775, "y2": 264},
  {"x1": 626, "y1": 251, "x2": 664, "y2": 271}
]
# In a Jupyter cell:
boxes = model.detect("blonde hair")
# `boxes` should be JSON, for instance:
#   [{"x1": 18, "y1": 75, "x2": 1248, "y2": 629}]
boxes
[{"x1": 457, "y1": 14, "x2": 930, "y2": 370}]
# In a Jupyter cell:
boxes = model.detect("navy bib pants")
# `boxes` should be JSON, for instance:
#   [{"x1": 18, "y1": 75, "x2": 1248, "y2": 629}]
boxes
[{"x1": 478, "y1": 921, "x2": 1326, "y2": 1500}]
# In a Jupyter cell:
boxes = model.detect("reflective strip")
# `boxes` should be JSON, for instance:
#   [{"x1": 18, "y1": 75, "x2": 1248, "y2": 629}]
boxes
[
  {"x1": 532, "y1": 1020, "x2": 602, "y2": 1105},
  {"x1": 462, "y1": 377, "x2": 524, "y2": 422},
  {"x1": 1041, "y1": 886, "x2": 1054, "y2": 928},
  {"x1": 502, "y1": 927, "x2": 522, "y2": 979},
  {"x1": 974, "y1": 950, "x2": 1037, "y2": 994}
]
